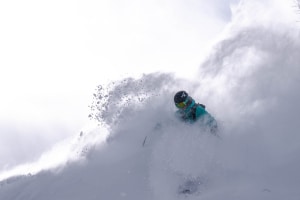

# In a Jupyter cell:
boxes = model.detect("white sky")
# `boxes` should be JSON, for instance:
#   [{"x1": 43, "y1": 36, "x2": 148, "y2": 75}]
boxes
[{"x1": 0, "y1": 0, "x2": 236, "y2": 168}]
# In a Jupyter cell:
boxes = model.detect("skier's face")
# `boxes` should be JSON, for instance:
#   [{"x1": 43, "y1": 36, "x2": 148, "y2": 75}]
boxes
[{"x1": 175, "y1": 101, "x2": 187, "y2": 109}]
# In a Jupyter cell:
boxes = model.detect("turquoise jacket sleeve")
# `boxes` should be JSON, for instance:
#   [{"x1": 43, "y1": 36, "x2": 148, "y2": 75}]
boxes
[
  {"x1": 175, "y1": 100, "x2": 218, "y2": 133},
  {"x1": 195, "y1": 105, "x2": 218, "y2": 133}
]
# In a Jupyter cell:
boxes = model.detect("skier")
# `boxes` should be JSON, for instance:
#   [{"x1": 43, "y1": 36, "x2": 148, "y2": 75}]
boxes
[
  {"x1": 174, "y1": 91, "x2": 218, "y2": 195},
  {"x1": 174, "y1": 91, "x2": 218, "y2": 134}
]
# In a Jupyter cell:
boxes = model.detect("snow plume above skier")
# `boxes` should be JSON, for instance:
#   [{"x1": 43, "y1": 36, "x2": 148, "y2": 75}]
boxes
[{"x1": 174, "y1": 91, "x2": 218, "y2": 134}]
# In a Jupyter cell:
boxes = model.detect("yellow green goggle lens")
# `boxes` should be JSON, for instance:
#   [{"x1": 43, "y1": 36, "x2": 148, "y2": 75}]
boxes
[{"x1": 176, "y1": 101, "x2": 186, "y2": 109}]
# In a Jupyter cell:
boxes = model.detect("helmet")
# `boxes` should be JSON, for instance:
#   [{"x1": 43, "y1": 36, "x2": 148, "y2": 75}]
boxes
[
  {"x1": 174, "y1": 91, "x2": 188, "y2": 103},
  {"x1": 174, "y1": 91, "x2": 189, "y2": 109}
]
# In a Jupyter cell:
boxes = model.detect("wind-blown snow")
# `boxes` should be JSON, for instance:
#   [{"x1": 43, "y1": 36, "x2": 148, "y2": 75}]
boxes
[{"x1": 1, "y1": 0, "x2": 300, "y2": 199}]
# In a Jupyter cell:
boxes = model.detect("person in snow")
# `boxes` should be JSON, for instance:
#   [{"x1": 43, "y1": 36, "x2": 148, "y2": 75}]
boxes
[{"x1": 174, "y1": 90, "x2": 218, "y2": 134}]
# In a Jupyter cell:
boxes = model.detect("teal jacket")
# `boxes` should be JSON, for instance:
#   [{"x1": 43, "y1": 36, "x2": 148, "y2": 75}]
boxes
[{"x1": 176, "y1": 98, "x2": 218, "y2": 133}]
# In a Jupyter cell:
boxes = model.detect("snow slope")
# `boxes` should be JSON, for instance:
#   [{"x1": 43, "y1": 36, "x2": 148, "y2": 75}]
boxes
[{"x1": 1, "y1": 0, "x2": 300, "y2": 199}]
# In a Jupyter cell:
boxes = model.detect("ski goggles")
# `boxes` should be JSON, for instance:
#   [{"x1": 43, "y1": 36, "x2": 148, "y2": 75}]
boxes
[{"x1": 175, "y1": 101, "x2": 187, "y2": 109}]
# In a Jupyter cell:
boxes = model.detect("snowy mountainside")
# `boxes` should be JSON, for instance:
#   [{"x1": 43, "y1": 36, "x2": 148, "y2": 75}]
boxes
[
  {"x1": 0, "y1": 73, "x2": 219, "y2": 200},
  {"x1": 1, "y1": 0, "x2": 300, "y2": 199}
]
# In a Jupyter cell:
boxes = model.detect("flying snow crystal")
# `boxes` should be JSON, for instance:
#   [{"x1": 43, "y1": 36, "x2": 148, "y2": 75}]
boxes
[{"x1": 89, "y1": 73, "x2": 178, "y2": 127}]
